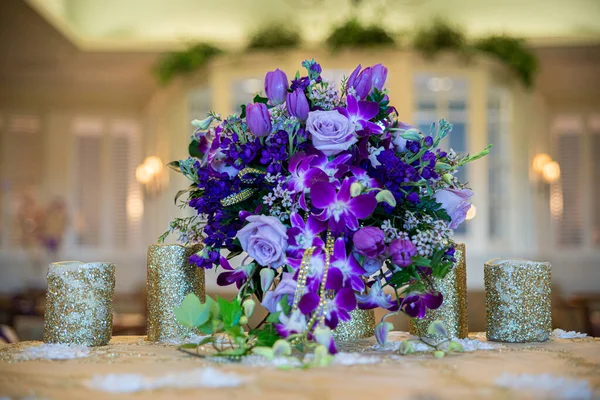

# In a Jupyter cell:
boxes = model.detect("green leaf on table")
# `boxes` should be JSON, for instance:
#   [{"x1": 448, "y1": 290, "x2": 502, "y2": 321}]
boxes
[
  {"x1": 174, "y1": 293, "x2": 211, "y2": 328},
  {"x1": 398, "y1": 340, "x2": 415, "y2": 355},
  {"x1": 251, "y1": 346, "x2": 274, "y2": 360},
  {"x1": 447, "y1": 340, "x2": 464, "y2": 353},
  {"x1": 427, "y1": 320, "x2": 449, "y2": 338},
  {"x1": 217, "y1": 297, "x2": 243, "y2": 328},
  {"x1": 217, "y1": 347, "x2": 249, "y2": 357},
  {"x1": 180, "y1": 343, "x2": 199, "y2": 349}
]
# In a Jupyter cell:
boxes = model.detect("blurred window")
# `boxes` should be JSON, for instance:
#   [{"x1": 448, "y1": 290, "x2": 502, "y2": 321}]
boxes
[
  {"x1": 188, "y1": 87, "x2": 212, "y2": 135},
  {"x1": 231, "y1": 78, "x2": 262, "y2": 114},
  {"x1": 414, "y1": 74, "x2": 470, "y2": 236},
  {"x1": 591, "y1": 116, "x2": 600, "y2": 247},
  {"x1": 72, "y1": 117, "x2": 141, "y2": 249}
]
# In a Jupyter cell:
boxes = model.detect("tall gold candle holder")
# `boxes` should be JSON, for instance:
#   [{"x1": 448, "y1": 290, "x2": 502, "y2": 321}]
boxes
[
  {"x1": 409, "y1": 243, "x2": 468, "y2": 340},
  {"x1": 333, "y1": 308, "x2": 376, "y2": 341},
  {"x1": 43, "y1": 261, "x2": 115, "y2": 346},
  {"x1": 484, "y1": 258, "x2": 552, "y2": 343},
  {"x1": 146, "y1": 244, "x2": 205, "y2": 342}
]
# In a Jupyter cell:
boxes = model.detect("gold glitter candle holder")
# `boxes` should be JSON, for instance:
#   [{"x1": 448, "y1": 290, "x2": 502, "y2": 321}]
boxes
[
  {"x1": 43, "y1": 261, "x2": 115, "y2": 346},
  {"x1": 333, "y1": 308, "x2": 376, "y2": 341},
  {"x1": 484, "y1": 258, "x2": 552, "y2": 343},
  {"x1": 409, "y1": 243, "x2": 468, "y2": 340},
  {"x1": 146, "y1": 244, "x2": 205, "y2": 342}
]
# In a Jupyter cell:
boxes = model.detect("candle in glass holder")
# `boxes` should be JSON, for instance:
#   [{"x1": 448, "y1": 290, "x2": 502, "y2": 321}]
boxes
[
  {"x1": 43, "y1": 261, "x2": 115, "y2": 346},
  {"x1": 484, "y1": 258, "x2": 552, "y2": 342},
  {"x1": 146, "y1": 244, "x2": 205, "y2": 342},
  {"x1": 409, "y1": 243, "x2": 468, "y2": 340}
]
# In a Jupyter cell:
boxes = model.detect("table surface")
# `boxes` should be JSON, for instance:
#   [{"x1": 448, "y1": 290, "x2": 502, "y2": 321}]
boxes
[{"x1": 1, "y1": 333, "x2": 599, "y2": 400}]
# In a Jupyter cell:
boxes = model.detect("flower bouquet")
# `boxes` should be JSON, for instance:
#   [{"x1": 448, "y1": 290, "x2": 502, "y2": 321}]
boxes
[{"x1": 163, "y1": 59, "x2": 490, "y2": 361}]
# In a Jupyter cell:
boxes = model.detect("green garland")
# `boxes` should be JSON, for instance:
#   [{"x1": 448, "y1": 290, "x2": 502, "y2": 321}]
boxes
[
  {"x1": 153, "y1": 43, "x2": 222, "y2": 85},
  {"x1": 247, "y1": 24, "x2": 301, "y2": 50},
  {"x1": 475, "y1": 35, "x2": 538, "y2": 88},
  {"x1": 326, "y1": 19, "x2": 395, "y2": 50},
  {"x1": 412, "y1": 19, "x2": 468, "y2": 58}
]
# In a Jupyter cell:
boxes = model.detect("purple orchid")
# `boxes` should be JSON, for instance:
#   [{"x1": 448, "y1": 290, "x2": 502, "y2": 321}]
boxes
[
  {"x1": 349, "y1": 166, "x2": 381, "y2": 190},
  {"x1": 261, "y1": 272, "x2": 298, "y2": 313},
  {"x1": 275, "y1": 309, "x2": 307, "y2": 338},
  {"x1": 287, "y1": 152, "x2": 328, "y2": 209},
  {"x1": 313, "y1": 325, "x2": 338, "y2": 354},
  {"x1": 356, "y1": 280, "x2": 398, "y2": 311},
  {"x1": 286, "y1": 211, "x2": 326, "y2": 256},
  {"x1": 338, "y1": 95, "x2": 382, "y2": 136},
  {"x1": 310, "y1": 178, "x2": 377, "y2": 232},
  {"x1": 328, "y1": 237, "x2": 366, "y2": 291},
  {"x1": 216, "y1": 257, "x2": 254, "y2": 289},
  {"x1": 401, "y1": 291, "x2": 443, "y2": 319},
  {"x1": 310, "y1": 152, "x2": 352, "y2": 186}
]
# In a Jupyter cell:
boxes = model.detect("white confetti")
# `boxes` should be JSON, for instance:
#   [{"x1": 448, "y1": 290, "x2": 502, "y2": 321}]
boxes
[
  {"x1": 495, "y1": 373, "x2": 593, "y2": 400},
  {"x1": 19, "y1": 343, "x2": 90, "y2": 360},
  {"x1": 552, "y1": 329, "x2": 588, "y2": 339},
  {"x1": 87, "y1": 367, "x2": 247, "y2": 392}
]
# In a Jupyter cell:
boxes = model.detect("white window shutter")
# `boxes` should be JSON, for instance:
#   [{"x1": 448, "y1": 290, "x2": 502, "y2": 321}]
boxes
[
  {"x1": 555, "y1": 132, "x2": 583, "y2": 247},
  {"x1": 73, "y1": 118, "x2": 103, "y2": 247}
]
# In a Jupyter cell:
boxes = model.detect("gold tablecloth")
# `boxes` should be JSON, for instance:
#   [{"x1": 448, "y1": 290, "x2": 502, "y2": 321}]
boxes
[{"x1": 1, "y1": 333, "x2": 599, "y2": 399}]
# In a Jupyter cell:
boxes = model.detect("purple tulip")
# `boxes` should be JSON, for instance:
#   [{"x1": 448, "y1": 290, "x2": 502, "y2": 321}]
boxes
[
  {"x1": 433, "y1": 188, "x2": 474, "y2": 229},
  {"x1": 353, "y1": 227, "x2": 386, "y2": 258},
  {"x1": 286, "y1": 89, "x2": 310, "y2": 121},
  {"x1": 347, "y1": 65, "x2": 373, "y2": 100},
  {"x1": 388, "y1": 239, "x2": 417, "y2": 267},
  {"x1": 371, "y1": 64, "x2": 388, "y2": 91},
  {"x1": 265, "y1": 68, "x2": 288, "y2": 105},
  {"x1": 246, "y1": 103, "x2": 271, "y2": 137},
  {"x1": 374, "y1": 321, "x2": 394, "y2": 346}
]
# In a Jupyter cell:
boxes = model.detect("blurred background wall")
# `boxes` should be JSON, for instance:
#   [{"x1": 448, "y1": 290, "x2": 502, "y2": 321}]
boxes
[{"x1": 0, "y1": 0, "x2": 599, "y2": 339}]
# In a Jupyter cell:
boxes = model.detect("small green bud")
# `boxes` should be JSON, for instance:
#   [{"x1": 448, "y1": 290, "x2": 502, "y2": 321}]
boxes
[
  {"x1": 400, "y1": 129, "x2": 423, "y2": 141},
  {"x1": 243, "y1": 299, "x2": 255, "y2": 318},
  {"x1": 350, "y1": 182, "x2": 364, "y2": 197},
  {"x1": 191, "y1": 115, "x2": 214, "y2": 131},
  {"x1": 252, "y1": 346, "x2": 274, "y2": 360},
  {"x1": 239, "y1": 316, "x2": 248, "y2": 325},
  {"x1": 273, "y1": 339, "x2": 292, "y2": 357},
  {"x1": 435, "y1": 162, "x2": 452, "y2": 171},
  {"x1": 442, "y1": 173, "x2": 454, "y2": 185},
  {"x1": 433, "y1": 350, "x2": 445, "y2": 358},
  {"x1": 376, "y1": 189, "x2": 397, "y2": 207},
  {"x1": 447, "y1": 340, "x2": 464, "y2": 353}
]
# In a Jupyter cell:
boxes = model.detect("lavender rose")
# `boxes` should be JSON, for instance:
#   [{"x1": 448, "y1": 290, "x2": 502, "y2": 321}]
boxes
[
  {"x1": 388, "y1": 239, "x2": 417, "y2": 267},
  {"x1": 434, "y1": 188, "x2": 474, "y2": 229},
  {"x1": 353, "y1": 226, "x2": 386, "y2": 258},
  {"x1": 236, "y1": 215, "x2": 288, "y2": 267},
  {"x1": 306, "y1": 110, "x2": 356, "y2": 156}
]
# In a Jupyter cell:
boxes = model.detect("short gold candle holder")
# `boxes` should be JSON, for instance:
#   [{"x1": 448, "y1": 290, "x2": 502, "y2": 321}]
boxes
[
  {"x1": 484, "y1": 258, "x2": 552, "y2": 343},
  {"x1": 146, "y1": 244, "x2": 205, "y2": 342},
  {"x1": 43, "y1": 261, "x2": 115, "y2": 346},
  {"x1": 410, "y1": 243, "x2": 468, "y2": 340},
  {"x1": 333, "y1": 308, "x2": 376, "y2": 341}
]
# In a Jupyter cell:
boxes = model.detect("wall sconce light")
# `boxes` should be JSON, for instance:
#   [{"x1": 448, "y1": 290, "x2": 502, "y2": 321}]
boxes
[
  {"x1": 136, "y1": 156, "x2": 165, "y2": 196},
  {"x1": 532, "y1": 153, "x2": 561, "y2": 184}
]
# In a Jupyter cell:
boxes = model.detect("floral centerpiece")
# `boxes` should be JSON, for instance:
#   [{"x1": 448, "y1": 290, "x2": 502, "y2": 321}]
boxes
[{"x1": 163, "y1": 59, "x2": 490, "y2": 361}]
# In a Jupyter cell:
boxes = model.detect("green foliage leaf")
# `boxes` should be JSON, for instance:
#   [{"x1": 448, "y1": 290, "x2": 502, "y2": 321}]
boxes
[
  {"x1": 217, "y1": 347, "x2": 249, "y2": 357},
  {"x1": 278, "y1": 294, "x2": 291, "y2": 315},
  {"x1": 174, "y1": 293, "x2": 212, "y2": 328},
  {"x1": 266, "y1": 312, "x2": 282, "y2": 324},
  {"x1": 250, "y1": 324, "x2": 279, "y2": 347},
  {"x1": 247, "y1": 24, "x2": 301, "y2": 50},
  {"x1": 180, "y1": 343, "x2": 199, "y2": 349},
  {"x1": 475, "y1": 36, "x2": 538, "y2": 88},
  {"x1": 188, "y1": 140, "x2": 205, "y2": 158},
  {"x1": 217, "y1": 297, "x2": 243, "y2": 329},
  {"x1": 167, "y1": 161, "x2": 181, "y2": 173},
  {"x1": 153, "y1": 43, "x2": 221, "y2": 85},
  {"x1": 326, "y1": 18, "x2": 395, "y2": 50}
]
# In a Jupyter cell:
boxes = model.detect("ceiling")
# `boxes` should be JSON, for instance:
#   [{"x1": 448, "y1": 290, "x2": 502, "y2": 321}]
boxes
[{"x1": 26, "y1": 0, "x2": 600, "y2": 51}]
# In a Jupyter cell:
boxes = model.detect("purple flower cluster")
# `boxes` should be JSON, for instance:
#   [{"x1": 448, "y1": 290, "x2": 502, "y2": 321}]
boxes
[{"x1": 170, "y1": 59, "x2": 488, "y2": 352}]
